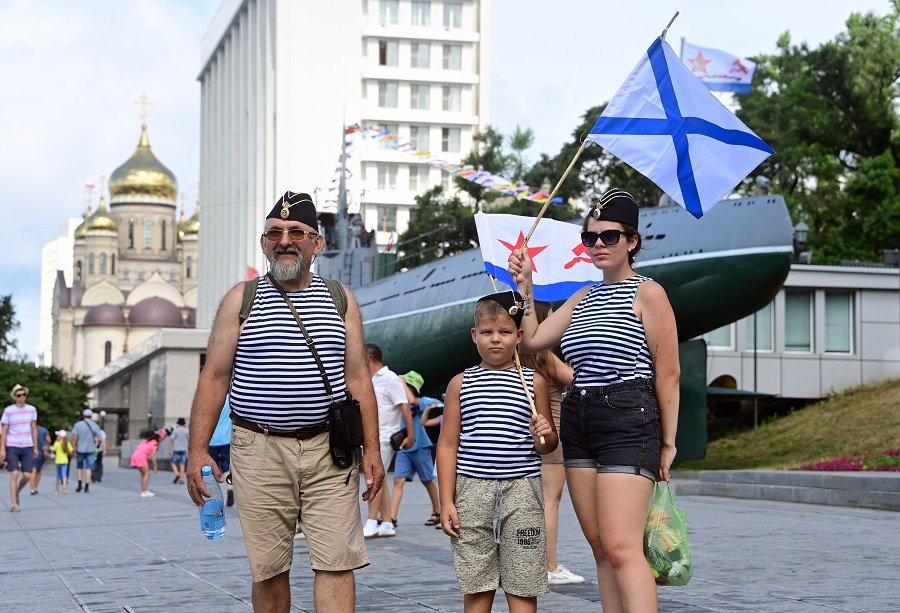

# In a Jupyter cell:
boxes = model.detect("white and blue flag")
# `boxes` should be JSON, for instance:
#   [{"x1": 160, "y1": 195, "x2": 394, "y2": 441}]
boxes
[
  {"x1": 681, "y1": 40, "x2": 757, "y2": 94},
  {"x1": 475, "y1": 213, "x2": 602, "y2": 301},
  {"x1": 587, "y1": 37, "x2": 773, "y2": 219}
]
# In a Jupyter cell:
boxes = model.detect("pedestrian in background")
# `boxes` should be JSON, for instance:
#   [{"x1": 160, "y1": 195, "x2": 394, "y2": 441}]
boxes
[
  {"x1": 510, "y1": 189, "x2": 680, "y2": 612},
  {"x1": 208, "y1": 399, "x2": 234, "y2": 507},
  {"x1": 92, "y1": 424, "x2": 107, "y2": 483},
  {"x1": 437, "y1": 292, "x2": 558, "y2": 613},
  {"x1": 390, "y1": 370, "x2": 441, "y2": 527},
  {"x1": 0, "y1": 384, "x2": 38, "y2": 512},
  {"x1": 30, "y1": 417, "x2": 52, "y2": 495},
  {"x1": 131, "y1": 428, "x2": 166, "y2": 497},
  {"x1": 169, "y1": 417, "x2": 189, "y2": 484},
  {"x1": 52, "y1": 430, "x2": 73, "y2": 494},
  {"x1": 70, "y1": 408, "x2": 102, "y2": 493}
]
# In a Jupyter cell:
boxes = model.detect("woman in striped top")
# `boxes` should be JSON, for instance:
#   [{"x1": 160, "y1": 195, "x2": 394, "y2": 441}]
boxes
[
  {"x1": 509, "y1": 189, "x2": 680, "y2": 613},
  {"x1": 437, "y1": 291, "x2": 558, "y2": 613}
]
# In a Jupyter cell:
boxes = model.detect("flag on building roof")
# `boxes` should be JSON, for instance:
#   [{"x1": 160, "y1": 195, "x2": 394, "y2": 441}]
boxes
[
  {"x1": 475, "y1": 213, "x2": 602, "y2": 301},
  {"x1": 587, "y1": 37, "x2": 773, "y2": 219},
  {"x1": 681, "y1": 40, "x2": 756, "y2": 93}
]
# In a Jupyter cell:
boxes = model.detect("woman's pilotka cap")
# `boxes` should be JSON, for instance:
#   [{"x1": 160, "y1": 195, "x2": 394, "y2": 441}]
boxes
[
  {"x1": 477, "y1": 291, "x2": 526, "y2": 327},
  {"x1": 589, "y1": 189, "x2": 639, "y2": 228},
  {"x1": 267, "y1": 191, "x2": 317, "y2": 228}
]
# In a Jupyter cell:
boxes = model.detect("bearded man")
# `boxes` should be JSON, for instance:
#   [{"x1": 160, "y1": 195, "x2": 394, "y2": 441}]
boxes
[{"x1": 186, "y1": 191, "x2": 384, "y2": 613}]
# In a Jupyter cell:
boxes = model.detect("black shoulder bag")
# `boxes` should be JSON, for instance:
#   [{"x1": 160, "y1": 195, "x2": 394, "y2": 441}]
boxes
[{"x1": 267, "y1": 274, "x2": 363, "y2": 469}]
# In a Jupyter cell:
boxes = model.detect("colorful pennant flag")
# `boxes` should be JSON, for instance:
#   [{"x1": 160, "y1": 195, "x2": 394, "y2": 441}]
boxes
[
  {"x1": 681, "y1": 40, "x2": 756, "y2": 94},
  {"x1": 474, "y1": 212, "x2": 602, "y2": 301},
  {"x1": 587, "y1": 37, "x2": 773, "y2": 219}
]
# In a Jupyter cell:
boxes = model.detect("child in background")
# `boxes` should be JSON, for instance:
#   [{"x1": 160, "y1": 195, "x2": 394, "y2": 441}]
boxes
[
  {"x1": 437, "y1": 291, "x2": 558, "y2": 613},
  {"x1": 52, "y1": 430, "x2": 72, "y2": 494},
  {"x1": 130, "y1": 429, "x2": 166, "y2": 498}
]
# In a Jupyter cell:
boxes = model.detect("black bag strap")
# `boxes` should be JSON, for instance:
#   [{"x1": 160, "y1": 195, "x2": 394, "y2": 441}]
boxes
[{"x1": 266, "y1": 273, "x2": 339, "y2": 401}]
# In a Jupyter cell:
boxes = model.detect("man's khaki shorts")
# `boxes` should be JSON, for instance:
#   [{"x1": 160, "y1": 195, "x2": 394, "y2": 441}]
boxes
[{"x1": 230, "y1": 426, "x2": 368, "y2": 582}]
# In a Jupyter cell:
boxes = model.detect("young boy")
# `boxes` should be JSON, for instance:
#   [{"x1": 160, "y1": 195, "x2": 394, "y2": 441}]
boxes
[{"x1": 437, "y1": 291, "x2": 558, "y2": 613}]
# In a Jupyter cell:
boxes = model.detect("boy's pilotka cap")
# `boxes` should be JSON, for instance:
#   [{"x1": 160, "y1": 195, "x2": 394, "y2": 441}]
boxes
[
  {"x1": 267, "y1": 191, "x2": 317, "y2": 228},
  {"x1": 477, "y1": 291, "x2": 526, "y2": 327}
]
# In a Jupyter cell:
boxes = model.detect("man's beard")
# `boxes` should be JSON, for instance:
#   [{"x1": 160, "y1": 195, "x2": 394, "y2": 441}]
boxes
[{"x1": 269, "y1": 248, "x2": 308, "y2": 280}]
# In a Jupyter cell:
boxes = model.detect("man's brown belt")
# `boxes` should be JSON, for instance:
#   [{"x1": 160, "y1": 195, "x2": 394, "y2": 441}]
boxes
[{"x1": 230, "y1": 413, "x2": 328, "y2": 440}]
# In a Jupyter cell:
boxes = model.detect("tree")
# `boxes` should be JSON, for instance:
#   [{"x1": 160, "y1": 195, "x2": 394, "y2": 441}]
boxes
[
  {"x1": 0, "y1": 360, "x2": 90, "y2": 431},
  {"x1": 453, "y1": 126, "x2": 515, "y2": 208},
  {"x1": 0, "y1": 295, "x2": 19, "y2": 359},
  {"x1": 736, "y1": 3, "x2": 899, "y2": 263},
  {"x1": 397, "y1": 187, "x2": 478, "y2": 267}
]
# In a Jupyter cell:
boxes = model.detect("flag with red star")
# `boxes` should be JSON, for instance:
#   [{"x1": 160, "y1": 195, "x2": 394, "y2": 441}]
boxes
[
  {"x1": 681, "y1": 40, "x2": 756, "y2": 94},
  {"x1": 474, "y1": 213, "x2": 603, "y2": 301}
]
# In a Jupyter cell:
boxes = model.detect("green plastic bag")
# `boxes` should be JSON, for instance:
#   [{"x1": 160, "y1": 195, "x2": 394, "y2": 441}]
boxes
[{"x1": 643, "y1": 482, "x2": 693, "y2": 586}]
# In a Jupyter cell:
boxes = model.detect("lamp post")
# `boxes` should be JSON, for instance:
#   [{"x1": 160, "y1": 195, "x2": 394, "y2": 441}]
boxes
[{"x1": 793, "y1": 220, "x2": 809, "y2": 262}]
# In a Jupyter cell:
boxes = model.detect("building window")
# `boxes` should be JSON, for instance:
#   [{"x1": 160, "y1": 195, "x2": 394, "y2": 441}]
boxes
[
  {"x1": 122, "y1": 267, "x2": 129, "y2": 280},
  {"x1": 746, "y1": 301, "x2": 773, "y2": 351},
  {"x1": 377, "y1": 164, "x2": 398, "y2": 190},
  {"x1": 378, "y1": 82, "x2": 398, "y2": 107},
  {"x1": 379, "y1": 0, "x2": 398, "y2": 24},
  {"x1": 161, "y1": 220, "x2": 168, "y2": 250},
  {"x1": 825, "y1": 292, "x2": 853, "y2": 353},
  {"x1": 442, "y1": 85, "x2": 461, "y2": 111},
  {"x1": 377, "y1": 123, "x2": 398, "y2": 149},
  {"x1": 703, "y1": 324, "x2": 734, "y2": 350},
  {"x1": 441, "y1": 127, "x2": 461, "y2": 152},
  {"x1": 443, "y1": 1, "x2": 462, "y2": 28},
  {"x1": 378, "y1": 40, "x2": 398, "y2": 66},
  {"x1": 441, "y1": 171, "x2": 451, "y2": 192},
  {"x1": 784, "y1": 290, "x2": 813, "y2": 352},
  {"x1": 377, "y1": 205, "x2": 397, "y2": 232},
  {"x1": 411, "y1": 0, "x2": 430, "y2": 25},
  {"x1": 410, "y1": 42, "x2": 430, "y2": 68},
  {"x1": 88, "y1": 253, "x2": 95, "y2": 275},
  {"x1": 410, "y1": 84, "x2": 430, "y2": 109},
  {"x1": 410, "y1": 125, "x2": 429, "y2": 151},
  {"x1": 169, "y1": 268, "x2": 178, "y2": 282},
  {"x1": 442, "y1": 44, "x2": 462, "y2": 70},
  {"x1": 76, "y1": 260, "x2": 83, "y2": 281},
  {"x1": 137, "y1": 269, "x2": 145, "y2": 281},
  {"x1": 99, "y1": 253, "x2": 108, "y2": 274},
  {"x1": 409, "y1": 165, "x2": 429, "y2": 191},
  {"x1": 186, "y1": 256, "x2": 193, "y2": 279},
  {"x1": 144, "y1": 219, "x2": 153, "y2": 249},
  {"x1": 111, "y1": 254, "x2": 116, "y2": 275},
  {"x1": 104, "y1": 341, "x2": 112, "y2": 366},
  {"x1": 128, "y1": 219, "x2": 134, "y2": 249}
]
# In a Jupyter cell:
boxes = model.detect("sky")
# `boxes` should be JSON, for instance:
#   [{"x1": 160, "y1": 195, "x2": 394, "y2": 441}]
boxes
[{"x1": 0, "y1": 0, "x2": 891, "y2": 362}]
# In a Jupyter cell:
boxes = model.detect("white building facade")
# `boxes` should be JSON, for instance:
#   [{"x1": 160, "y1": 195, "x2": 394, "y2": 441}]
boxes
[
  {"x1": 39, "y1": 219, "x2": 80, "y2": 365},
  {"x1": 196, "y1": 0, "x2": 490, "y2": 326},
  {"x1": 703, "y1": 264, "x2": 900, "y2": 398}
]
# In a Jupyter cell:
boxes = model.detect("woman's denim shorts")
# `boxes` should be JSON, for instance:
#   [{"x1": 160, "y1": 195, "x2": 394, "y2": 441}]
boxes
[{"x1": 560, "y1": 378, "x2": 661, "y2": 481}]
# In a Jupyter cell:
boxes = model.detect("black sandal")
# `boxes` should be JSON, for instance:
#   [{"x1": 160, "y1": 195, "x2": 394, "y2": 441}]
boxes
[{"x1": 424, "y1": 512, "x2": 441, "y2": 526}]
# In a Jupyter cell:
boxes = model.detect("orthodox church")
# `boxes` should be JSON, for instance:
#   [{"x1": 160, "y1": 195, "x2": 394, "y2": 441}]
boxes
[{"x1": 52, "y1": 121, "x2": 199, "y2": 377}]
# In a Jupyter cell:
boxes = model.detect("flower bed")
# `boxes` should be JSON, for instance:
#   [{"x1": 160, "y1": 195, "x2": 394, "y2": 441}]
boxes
[{"x1": 794, "y1": 449, "x2": 900, "y2": 471}]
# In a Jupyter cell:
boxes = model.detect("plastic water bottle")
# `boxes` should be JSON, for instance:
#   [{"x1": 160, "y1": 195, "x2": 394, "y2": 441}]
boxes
[{"x1": 199, "y1": 465, "x2": 226, "y2": 539}]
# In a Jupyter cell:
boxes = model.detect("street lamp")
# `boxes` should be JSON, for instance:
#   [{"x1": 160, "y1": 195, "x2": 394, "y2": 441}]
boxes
[{"x1": 793, "y1": 220, "x2": 809, "y2": 262}]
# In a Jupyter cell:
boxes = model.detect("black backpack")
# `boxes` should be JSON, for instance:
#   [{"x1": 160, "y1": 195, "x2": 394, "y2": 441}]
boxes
[{"x1": 239, "y1": 276, "x2": 347, "y2": 324}]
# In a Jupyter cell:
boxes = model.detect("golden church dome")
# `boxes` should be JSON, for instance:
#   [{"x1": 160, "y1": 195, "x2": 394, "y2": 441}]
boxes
[
  {"x1": 108, "y1": 123, "x2": 178, "y2": 202},
  {"x1": 86, "y1": 196, "x2": 118, "y2": 232},
  {"x1": 178, "y1": 205, "x2": 200, "y2": 241},
  {"x1": 74, "y1": 206, "x2": 92, "y2": 240}
]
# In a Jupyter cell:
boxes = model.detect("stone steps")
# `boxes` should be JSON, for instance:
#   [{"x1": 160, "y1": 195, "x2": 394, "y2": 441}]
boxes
[{"x1": 669, "y1": 470, "x2": 900, "y2": 511}]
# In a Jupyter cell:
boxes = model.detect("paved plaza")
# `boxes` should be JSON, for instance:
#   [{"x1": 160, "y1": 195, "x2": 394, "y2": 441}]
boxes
[{"x1": 1, "y1": 460, "x2": 897, "y2": 612}]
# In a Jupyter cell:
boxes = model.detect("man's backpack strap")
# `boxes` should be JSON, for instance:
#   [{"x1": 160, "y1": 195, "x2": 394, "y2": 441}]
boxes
[
  {"x1": 322, "y1": 277, "x2": 348, "y2": 320},
  {"x1": 239, "y1": 276, "x2": 346, "y2": 324},
  {"x1": 239, "y1": 277, "x2": 259, "y2": 325}
]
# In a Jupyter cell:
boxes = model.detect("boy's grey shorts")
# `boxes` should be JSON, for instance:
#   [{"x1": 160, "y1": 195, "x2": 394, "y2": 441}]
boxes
[{"x1": 450, "y1": 475, "x2": 548, "y2": 597}]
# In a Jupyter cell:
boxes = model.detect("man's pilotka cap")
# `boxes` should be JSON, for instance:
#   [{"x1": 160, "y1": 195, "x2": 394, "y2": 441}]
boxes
[
  {"x1": 477, "y1": 291, "x2": 526, "y2": 328},
  {"x1": 589, "y1": 188, "x2": 639, "y2": 228},
  {"x1": 267, "y1": 191, "x2": 317, "y2": 228}
]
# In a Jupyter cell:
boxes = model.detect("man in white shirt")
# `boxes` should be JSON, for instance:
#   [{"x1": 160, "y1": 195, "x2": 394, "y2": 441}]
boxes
[{"x1": 363, "y1": 343, "x2": 414, "y2": 537}]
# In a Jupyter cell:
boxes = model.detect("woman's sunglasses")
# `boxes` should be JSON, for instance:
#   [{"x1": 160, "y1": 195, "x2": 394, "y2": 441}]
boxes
[{"x1": 580, "y1": 229, "x2": 628, "y2": 248}]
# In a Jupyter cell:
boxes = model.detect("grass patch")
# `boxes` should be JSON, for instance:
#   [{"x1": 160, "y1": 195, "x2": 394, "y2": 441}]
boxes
[{"x1": 676, "y1": 378, "x2": 900, "y2": 470}]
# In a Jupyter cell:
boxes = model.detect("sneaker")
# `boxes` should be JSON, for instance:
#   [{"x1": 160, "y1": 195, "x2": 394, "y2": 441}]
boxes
[
  {"x1": 140, "y1": 491, "x2": 156, "y2": 498},
  {"x1": 548, "y1": 564, "x2": 585, "y2": 585},
  {"x1": 84, "y1": 483, "x2": 90, "y2": 493},
  {"x1": 226, "y1": 490, "x2": 234, "y2": 507},
  {"x1": 363, "y1": 520, "x2": 380, "y2": 538},
  {"x1": 376, "y1": 522, "x2": 396, "y2": 538},
  {"x1": 76, "y1": 483, "x2": 83, "y2": 492},
  {"x1": 173, "y1": 476, "x2": 179, "y2": 484}
]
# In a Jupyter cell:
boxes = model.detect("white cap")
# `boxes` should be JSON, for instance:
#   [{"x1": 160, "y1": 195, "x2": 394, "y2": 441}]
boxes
[{"x1": 82, "y1": 408, "x2": 93, "y2": 417}]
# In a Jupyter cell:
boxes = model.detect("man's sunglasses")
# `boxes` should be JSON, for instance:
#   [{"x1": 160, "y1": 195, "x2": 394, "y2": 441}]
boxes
[
  {"x1": 581, "y1": 229, "x2": 628, "y2": 248},
  {"x1": 14, "y1": 393, "x2": 27, "y2": 398},
  {"x1": 262, "y1": 228, "x2": 320, "y2": 243}
]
